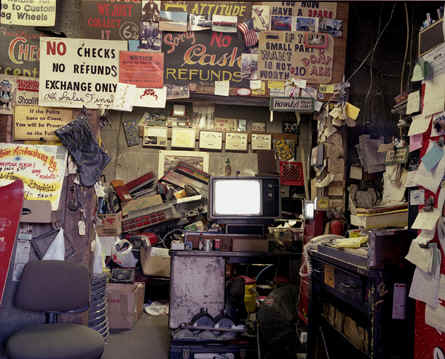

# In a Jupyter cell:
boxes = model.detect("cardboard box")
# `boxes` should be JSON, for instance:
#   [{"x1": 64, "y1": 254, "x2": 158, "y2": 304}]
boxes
[
  {"x1": 96, "y1": 212, "x2": 122, "y2": 236},
  {"x1": 140, "y1": 247, "x2": 170, "y2": 277},
  {"x1": 106, "y1": 282, "x2": 145, "y2": 329},
  {"x1": 232, "y1": 239, "x2": 269, "y2": 252}
]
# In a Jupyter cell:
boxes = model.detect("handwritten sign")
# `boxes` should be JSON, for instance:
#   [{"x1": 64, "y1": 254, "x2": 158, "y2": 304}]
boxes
[
  {"x1": 119, "y1": 51, "x2": 164, "y2": 88},
  {"x1": 161, "y1": 1, "x2": 252, "y2": 22},
  {"x1": 258, "y1": 31, "x2": 334, "y2": 84},
  {"x1": 1, "y1": 0, "x2": 56, "y2": 26},
  {"x1": 0, "y1": 143, "x2": 67, "y2": 210},
  {"x1": 14, "y1": 106, "x2": 72, "y2": 141},
  {"x1": 162, "y1": 31, "x2": 249, "y2": 91},
  {"x1": 39, "y1": 37, "x2": 127, "y2": 109},
  {"x1": 80, "y1": 0, "x2": 141, "y2": 40},
  {"x1": 270, "y1": 97, "x2": 314, "y2": 112},
  {"x1": 0, "y1": 27, "x2": 41, "y2": 77},
  {"x1": 260, "y1": 2, "x2": 337, "y2": 19}
]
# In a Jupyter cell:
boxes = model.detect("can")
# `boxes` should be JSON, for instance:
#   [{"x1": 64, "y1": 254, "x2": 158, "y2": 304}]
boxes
[
  {"x1": 214, "y1": 238, "x2": 221, "y2": 251},
  {"x1": 204, "y1": 238, "x2": 213, "y2": 251}
]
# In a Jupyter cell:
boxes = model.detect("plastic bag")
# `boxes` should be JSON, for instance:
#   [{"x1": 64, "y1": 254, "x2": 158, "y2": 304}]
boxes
[{"x1": 111, "y1": 239, "x2": 137, "y2": 267}]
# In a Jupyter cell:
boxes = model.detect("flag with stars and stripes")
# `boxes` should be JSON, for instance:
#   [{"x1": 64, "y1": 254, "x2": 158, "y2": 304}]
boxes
[{"x1": 237, "y1": 19, "x2": 258, "y2": 48}]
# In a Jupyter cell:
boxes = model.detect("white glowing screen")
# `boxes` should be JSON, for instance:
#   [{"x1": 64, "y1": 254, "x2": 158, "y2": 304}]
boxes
[{"x1": 213, "y1": 179, "x2": 261, "y2": 216}]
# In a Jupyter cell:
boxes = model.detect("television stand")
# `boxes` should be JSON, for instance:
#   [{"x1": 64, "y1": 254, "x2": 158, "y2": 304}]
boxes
[{"x1": 225, "y1": 223, "x2": 266, "y2": 236}]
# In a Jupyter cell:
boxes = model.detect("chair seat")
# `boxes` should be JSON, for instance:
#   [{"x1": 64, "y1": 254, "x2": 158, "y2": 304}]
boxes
[{"x1": 6, "y1": 323, "x2": 104, "y2": 359}]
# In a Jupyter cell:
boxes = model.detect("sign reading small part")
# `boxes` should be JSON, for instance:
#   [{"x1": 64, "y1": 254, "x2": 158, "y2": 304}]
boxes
[
  {"x1": 1, "y1": 0, "x2": 56, "y2": 26},
  {"x1": 258, "y1": 31, "x2": 334, "y2": 84},
  {"x1": 270, "y1": 97, "x2": 314, "y2": 112},
  {"x1": 14, "y1": 106, "x2": 73, "y2": 141},
  {"x1": 39, "y1": 37, "x2": 127, "y2": 109}
]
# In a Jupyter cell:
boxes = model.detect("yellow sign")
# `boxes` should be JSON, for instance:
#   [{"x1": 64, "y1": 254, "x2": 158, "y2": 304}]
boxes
[{"x1": 14, "y1": 106, "x2": 72, "y2": 141}]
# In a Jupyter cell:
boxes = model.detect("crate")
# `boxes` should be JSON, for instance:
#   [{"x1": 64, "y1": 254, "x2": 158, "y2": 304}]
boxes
[{"x1": 169, "y1": 342, "x2": 256, "y2": 359}]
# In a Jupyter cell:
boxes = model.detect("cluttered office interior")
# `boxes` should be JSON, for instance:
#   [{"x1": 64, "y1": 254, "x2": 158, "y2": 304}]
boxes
[{"x1": 0, "y1": 1, "x2": 444, "y2": 359}]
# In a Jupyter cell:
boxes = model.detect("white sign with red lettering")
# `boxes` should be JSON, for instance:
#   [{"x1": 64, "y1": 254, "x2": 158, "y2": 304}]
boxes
[{"x1": 39, "y1": 37, "x2": 127, "y2": 109}]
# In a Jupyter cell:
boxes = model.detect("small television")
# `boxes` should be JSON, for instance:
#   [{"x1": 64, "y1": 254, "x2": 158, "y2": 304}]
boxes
[{"x1": 208, "y1": 176, "x2": 281, "y2": 224}]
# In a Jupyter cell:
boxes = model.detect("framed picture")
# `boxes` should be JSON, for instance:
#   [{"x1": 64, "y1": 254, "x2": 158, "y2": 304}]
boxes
[
  {"x1": 251, "y1": 133, "x2": 271, "y2": 151},
  {"x1": 158, "y1": 150, "x2": 209, "y2": 178},
  {"x1": 199, "y1": 131, "x2": 223, "y2": 150},
  {"x1": 225, "y1": 132, "x2": 248, "y2": 151},
  {"x1": 171, "y1": 127, "x2": 196, "y2": 148},
  {"x1": 142, "y1": 126, "x2": 168, "y2": 147}
]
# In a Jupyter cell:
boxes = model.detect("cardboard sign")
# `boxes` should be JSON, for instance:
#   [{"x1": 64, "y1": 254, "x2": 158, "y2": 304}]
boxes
[
  {"x1": 80, "y1": 0, "x2": 142, "y2": 40},
  {"x1": 161, "y1": 1, "x2": 252, "y2": 22},
  {"x1": 1, "y1": 0, "x2": 56, "y2": 26},
  {"x1": 0, "y1": 27, "x2": 41, "y2": 77},
  {"x1": 258, "y1": 31, "x2": 334, "y2": 84},
  {"x1": 39, "y1": 37, "x2": 127, "y2": 109},
  {"x1": 119, "y1": 51, "x2": 164, "y2": 88},
  {"x1": 16, "y1": 77, "x2": 39, "y2": 106},
  {"x1": 270, "y1": 97, "x2": 314, "y2": 112},
  {"x1": 0, "y1": 144, "x2": 67, "y2": 210},
  {"x1": 14, "y1": 106, "x2": 72, "y2": 141},
  {"x1": 162, "y1": 31, "x2": 249, "y2": 91}
]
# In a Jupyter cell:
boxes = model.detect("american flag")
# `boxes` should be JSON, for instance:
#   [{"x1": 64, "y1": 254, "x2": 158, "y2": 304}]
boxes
[{"x1": 237, "y1": 19, "x2": 258, "y2": 48}]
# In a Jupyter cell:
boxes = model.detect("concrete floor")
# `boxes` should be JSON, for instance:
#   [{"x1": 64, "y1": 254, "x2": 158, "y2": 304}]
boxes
[{"x1": 103, "y1": 314, "x2": 169, "y2": 359}]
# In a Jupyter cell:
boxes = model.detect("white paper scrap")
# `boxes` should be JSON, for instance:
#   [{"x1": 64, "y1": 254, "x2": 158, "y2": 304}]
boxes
[
  {"x1": 215, "y1": 80, "x2": 229, "y2": 96},
  {"x1": 112, "y1": 83, "x2": 136, "y2": 112}
]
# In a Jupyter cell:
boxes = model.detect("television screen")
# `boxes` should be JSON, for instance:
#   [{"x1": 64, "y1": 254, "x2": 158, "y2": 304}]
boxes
[
  {"x1": 213, "y1": 179, "x2": 261, "y2": 216},
  {"x1": 208, "y1": 176, "x2": 281, "y2": 224}
]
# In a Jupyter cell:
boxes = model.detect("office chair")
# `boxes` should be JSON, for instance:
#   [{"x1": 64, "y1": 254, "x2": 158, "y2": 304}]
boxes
[{"x1": 6, "y1": 260, "x2": 104, "y2": 359}]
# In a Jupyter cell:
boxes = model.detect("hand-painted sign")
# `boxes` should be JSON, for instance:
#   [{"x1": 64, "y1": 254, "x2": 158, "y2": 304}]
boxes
[
  {"x1": 270, "y1": 97, "x2": 314, "y2": 112},
  {"x1": 260, "y1": 2, "x2": 337, "y2": 19},
  {"x1": 258, "y1": 31, "x2": 334, "y2": 83},
  {"x1": 0, "y1": 143, "x2": 67, "y2": 210},
  {"x1": 16, "y1": 77, "x2": 39, "y2": 106},
  {"x1": 161, "y1": 1, "x2": 252, "y2": 22},
  {"x1": 162, "y1": 31, "x2": 249, "y2": 92},
  {"x1": 0, "y1": 0, "x2": 56, "y2": 26},
  {"x1": 80, "y1": 0, "x2": 142, "y2": 40},
  {"x1": 120, "y1": 51, "x2": 164, "y2": 88},
  {"x1": 14, "y1": 106, "x2": 72, "y2": 141},
  {"x1": 39, "y1": 37, "x2": 127, "y2": 109},
  {"x1": 0, "y1": 26, "x2": 41, "y2": 77}
]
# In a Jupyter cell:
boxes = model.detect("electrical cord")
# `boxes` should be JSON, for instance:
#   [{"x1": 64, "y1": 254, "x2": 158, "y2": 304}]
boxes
[
  {"x1": 346, "y1": 3, "x2": 397, "y2": 83},
  {"x1": 156, "y1": 228, "x2": 185, "y2": 248}
]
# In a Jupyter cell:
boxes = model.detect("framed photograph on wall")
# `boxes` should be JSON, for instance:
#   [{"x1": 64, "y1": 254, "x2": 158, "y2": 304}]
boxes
[
  {"x1": 251, "y1": 133, "x2": 271, "y2": 151},
  {"x1": 171, "y1": 127, "x2": 196, "y2": 148},
  {"x1": 158, "y1": 150, "x2": 209, "y2": 178},
  {"x1": 199, "y1": 131, "x2": 223, "y2": 150},
  {"x1": 225, "y1": 132, "x2": 248, "y2": 151}
]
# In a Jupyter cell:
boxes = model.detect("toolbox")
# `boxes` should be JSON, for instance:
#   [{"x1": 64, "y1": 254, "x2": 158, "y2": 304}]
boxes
[{"x1": 169, "y1": 342, "x2": 257, "y2": 359}]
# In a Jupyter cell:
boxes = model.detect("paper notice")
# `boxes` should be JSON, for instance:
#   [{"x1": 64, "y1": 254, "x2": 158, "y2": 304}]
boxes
[
  {"x1": 112, "y1": 83, "x2": 137, "y2": 112},
  {"x1": 350, "y1": 166, "x2": 363, "y2": 180},
  {"x1": 423, "y1": 73, "x2": 445, "y2": 116},
  {"x1": 408, "y1": 115, "x2": 431, "y2": 136},
  {"x1": 345, "y1": 102, "x2": 360, "y2": 120},
  {"x1": 409, "y1": 134, "x2": 423, "y2": 152},
  {"x1": 412, "y1": 208, "x2": 441, "y2": 231},
  {"x1": 250, "y1": 80, "x2": 262, "y2": 90},
  {"x1": 215, "y1": 80, "x2": 229, "y2": 96},
  {"x1": 425, "y1": 274, "x2": 445, "y2": 331},
  {"x1": 1, "y1": 0, "x2": 56, "y2": 26},
  {"x1": 406, "y1": 90, "x2": 420, "y2": 115},
  {"x1": 422, "y1": 141, "x2": 444, "y2": 171},
  {"x1": 405, "y1": 239, "x2": 434, "y2": 273},
  {"x1": 295, "y1": 79, "x2": 307, "y2": 88},
  {"x1": 410, "y1": 189, "x2": 425, "y2": 206},
  {"x1": 134, "y1": 87, "x2": 167, "y2": 108}
]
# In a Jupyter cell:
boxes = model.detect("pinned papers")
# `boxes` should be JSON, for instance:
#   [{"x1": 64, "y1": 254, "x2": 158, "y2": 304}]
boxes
[
  {"x1": 408, "y1": 115, "x2": 431, "y2": 136},
  {"x1": 409, "y1": 134, "x2": 423, "y2": 152},
  {"x1": 425, "y1": 274, "x2": 445, "y2": 332},
  {"x1": 214, "y1": 80, "x2": 229, "y2": 96},
  {"x1": 405, "y1": 238, "x2": 434, "y2": 273},
  {"x1": 250, "y1": 80, "x2": 262, "y2": 90},
  {"x1": 112, "y1": 83, "x2": 136, "y2": 112},
  {"x1": 410, "y1": 189, "x2": 425, "y2": 206},
  {"x1": 412, "y1": 208, "x2": 442, "y2": 231},
  {"x1": 406, "y1": 90, "x2": 421, "y2": 115},
  {"x1": 422, "y1": 141, "x2": 444, "y2": 171},
  {"x1": 423, "y1": 72, "x2": 445, "y2": 116},
  {"x1": 345, "y1": 102, "x2": 360, "y2": 120}
]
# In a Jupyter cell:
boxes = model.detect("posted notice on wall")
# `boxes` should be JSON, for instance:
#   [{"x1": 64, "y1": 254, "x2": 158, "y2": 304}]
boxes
[
  {"x1": 0, "y1": 0, "x2": 56, "y2": 26},
  {"x1": 14, "y1": 106, "x2": 72, "y2": 141},
  {"x1": 0, "y1": 144, "x2": 67, "y2": 210},
  {"x1": 258, "y1": 31, "x2": 334, "y2": 84},
  {"x1": 39, "y1": 37, "x2": 127, "y2": 109},
  {"x1": 16, "y1": 77, "x2": 39, "y2": 106},
  {"x1": 119, "y1": 51, "x2": 164, "y2": 88}
]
